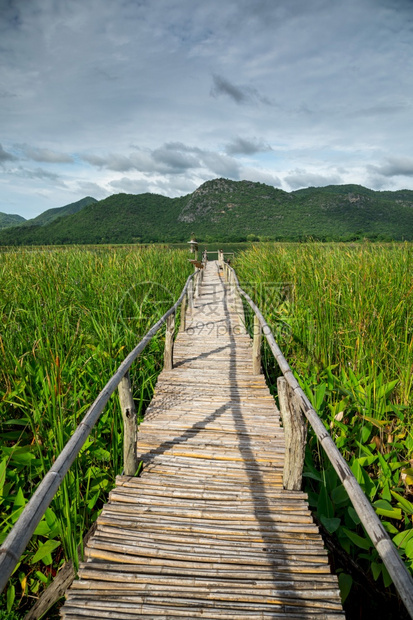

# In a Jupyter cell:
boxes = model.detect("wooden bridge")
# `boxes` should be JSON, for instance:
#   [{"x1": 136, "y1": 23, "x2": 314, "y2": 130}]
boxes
[
  {"x1": 1, "y1": 255, "x2": 413, "y2": 619},
  {"x1": 61, "y1": 261, "x2": 343, "y2": 618}
]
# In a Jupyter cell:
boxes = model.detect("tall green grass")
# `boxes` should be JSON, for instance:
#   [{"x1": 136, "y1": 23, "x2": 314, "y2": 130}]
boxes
[
  {"x1": 0, "y1": 246, "x2": 192, "y2": 614},
  {"x1": 235, "y1": 242, "x2": 413, "y2": 408},
  {"x1": 235, "y1": 242, "x2": 413, "y2": 615}
]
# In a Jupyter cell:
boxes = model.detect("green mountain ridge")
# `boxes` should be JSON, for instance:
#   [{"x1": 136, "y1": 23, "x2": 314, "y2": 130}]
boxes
[
  {"x1": 21, "y1": 196, "x2": 98, "y2": 227},
  {"x1": 1, "y1": 179, "x2": 413, "y2": 244},
  {"x1": 0, "y1": 212, "x2": 26, "y2": 230}
]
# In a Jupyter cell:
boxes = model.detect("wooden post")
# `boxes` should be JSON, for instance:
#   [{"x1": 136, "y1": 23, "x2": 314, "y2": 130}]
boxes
[
  {"x1": 188, "y1": 279, "x2": 194, "y2": 313},
  {"x1": 163, "y1": 310, "x2": 175, "y2": 371},
  {"x1": 117, "y1": 372, "x2": 138, "y2": 477},
  {"x1": 195, "y1": 270, "x2": 201, "y2": 298},
  {"x1": 179, "y1": 294, "x2": 187, "y2": 332},
  {"x1": 277, "y1": 377, "x2": 307, "y2": 491},
  {"x1": 252, "y1": 314, "x2": 262, "y2": 375}
]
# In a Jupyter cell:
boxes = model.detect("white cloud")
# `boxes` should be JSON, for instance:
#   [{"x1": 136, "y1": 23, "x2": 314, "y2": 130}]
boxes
[{"x1": 1, "y1": 0, "x2": 413, "y2": 216}]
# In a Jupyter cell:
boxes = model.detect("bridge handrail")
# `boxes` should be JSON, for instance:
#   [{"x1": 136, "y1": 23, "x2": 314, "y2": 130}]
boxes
[
  {"x1": 223, "y1": 261, "x2": 413, "y2": 618},
  {"x1": 0, "y1": 270, "x2": 198, "y2": 595}
]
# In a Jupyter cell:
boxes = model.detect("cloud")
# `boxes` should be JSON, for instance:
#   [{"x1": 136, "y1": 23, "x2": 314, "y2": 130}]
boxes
[
  {"x1": 82, "y1": 153, "x2": 137, "y2": 172},
  {"x1": 0, "y1": 143, "x2": 16, "y2": 162},
  {"x1": 368, "y1": 156, "x2": 413, "y2": 178},
  {"x1": 241, "y1": 167, "x2": 282, "y2": 187},
  {"x1": 211, "y1": 74, "x2": 249, "y2": 104},
  {"x1": 225, "y1": 137, "x2": 272, "y2": 155},
  {"x1": 284, "y1": 169, "x2": 342, "y2": 190},
  {"x1": 152, "y1": 146, "x2": 200, "y2": 171},
  {"x1": 18, "y1": 144, "x2": 74, "y2": 163},
  {"x1": 76, "y1": 181, "x2": 109, "y2": 199},
  {"x1": 210, "y1": 74, "x2": 274, "y2": 106},
  {"x1": 14, "y1": 166, "x2": 66, "y2": 185},
  {"x1": 109, "y1": 177, "x2": 159, "y2": 195}
]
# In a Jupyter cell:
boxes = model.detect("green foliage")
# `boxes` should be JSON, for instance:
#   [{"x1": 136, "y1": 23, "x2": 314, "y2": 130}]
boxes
[
  {"x1": 235, "y1": 243, "x2": 413, "y2": 611},
  {"x1": 0, "y1": 212, "x2": 26, "y2": 230},
  {"x1": 1, "y1": 179, "x2": 413, "y2": 245},
  {"x1": 0, "y1": 246, "x2": 192, "y2": 614},
  {"x1": 22, "y1": 196, "x2": 98, "y2": 227}
]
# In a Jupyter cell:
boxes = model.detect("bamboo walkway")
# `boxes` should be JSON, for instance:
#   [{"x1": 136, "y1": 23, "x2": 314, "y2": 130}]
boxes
[{"x1": 61, "y1": 262, "x2": 344, "y2": 619}]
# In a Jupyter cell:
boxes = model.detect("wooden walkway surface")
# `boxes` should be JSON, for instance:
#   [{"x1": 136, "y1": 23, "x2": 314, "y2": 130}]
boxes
[{"x1": 62, "y1": 261, "x2": 344, "y2": 619}]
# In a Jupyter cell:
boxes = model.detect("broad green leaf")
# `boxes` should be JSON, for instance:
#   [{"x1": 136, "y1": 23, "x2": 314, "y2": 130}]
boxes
[
  {"x1": 391, "y1": 491, "x2": 413, "y2": 515},
  {"x1": 343, "y1": 527, "x2": 372, "y2": 550},
  {"x1": 332, "y1": 484, "x2": 349, "y2": 506},
  {"x1": 31, "y1": 539, "x2": 60, "y2": 564},
  {"x1": 338, "y1": 572, "x2": 352, "y2": 603},
  {"x1": 33, "y1": 520, "x2": 51, "y2": 536},
  {"x1": 381, "y1": 564, "x2": 393, "y2": 587},
  {"x1": 302, "y1": 471, "x2": 323, "y2": 482},
  {"x1": 405, "y1": 538, "x2": 413, "y2": 559},
  {"x1": 321, "y1": 516, "x2": 341, "y2": 533},
  {"x1": 373, "y1": 500, "x2": 402, "y2": 520},
  {"x1": 317, "y1": 485, "x2": 334, "y2": 519},
  {"x1": 35, "y1": 571, "x2": 49, "y2": 584},
  {"x1": 377, "y1": 379, "x2": 399, "y2": 399},
  {"x1": 350, "y1": 459, "x2": 364, "y2": 484},
  {"x1": 355, "y1": 441, "x2": 373, "y2": 456},
  {"x1": 358, "y1": 456, "x2": 377, "y2": 467},
  {"x1": 393, "y1": 529, "x2": 413, "y2": 549},
  {"x1": 7, "y1": 584, "x2": 15, "y2": 613},
  {"x1": 371, "y1": 561, "x2": 381, "y2": 581},
  {"x1": 360, "y1": 424, "x2": 372, "y2": 443},
  {"x1": 348, "y1": 506, "x2": 361, "y2": 525}
]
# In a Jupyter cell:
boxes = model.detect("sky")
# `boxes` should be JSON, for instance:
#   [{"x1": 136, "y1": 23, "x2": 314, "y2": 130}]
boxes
[{"x1": 1, "y1": 0, "x2": 413, "y2": 219}]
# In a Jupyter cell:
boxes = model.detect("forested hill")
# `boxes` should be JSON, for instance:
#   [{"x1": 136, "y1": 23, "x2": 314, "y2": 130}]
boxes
[
  {"x1": 1, "y1": 179, "x2": 413, "y2": 244},
  {"x1": 0, "y1": 212, "x2": 26, "y2": 230}
]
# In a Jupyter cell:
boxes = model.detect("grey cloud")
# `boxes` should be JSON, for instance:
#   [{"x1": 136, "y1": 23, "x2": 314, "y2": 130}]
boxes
[
  {"x1": 200, "y1": 152, "x2": 240, "y2": 179},
  {"x1": 285, "y1": 169, "x2": 342, "y2": 190},
  {"x1": 225, "y1": 137, "x2": 272, "y2": 155},
  {"x1": 368, "y1": 156, "x2": 413, "y2": 177},
  {"x1": 83, "y1": 144, "x2": 239, "y2": 179},
  {"x1": 18, "y1": 144, "x2": 74, "y2": 163},
  {"x1": 0, "y1": 143, "x2": 16, "y2": 162},
  {"x1": 210, "y1": 74, "x2": 274, "y2": 106},
  {"x1": 211, "y1": 74, "x2": 249, "y2": 104},
  {"x1": 152, "y1": 146, "x2": 200, "y2": 170},
  {"x1": 82, "y1": 153, "x2": 139, "y2": 172},
  {"x1": 15, "y1": 166, "x2": 66, "y2": 184},
  {"x1": 76, "y1": 181, "x2": 109, "y2": 199}
]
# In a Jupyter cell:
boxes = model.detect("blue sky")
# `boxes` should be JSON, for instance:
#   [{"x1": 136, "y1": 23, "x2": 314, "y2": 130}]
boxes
[{"x1": 1, "y1": 0, "x2": 413, "y2": 218}]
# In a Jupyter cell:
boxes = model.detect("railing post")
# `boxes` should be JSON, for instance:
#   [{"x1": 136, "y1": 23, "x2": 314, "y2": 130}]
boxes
[
  {"x1": 179, "y1": 294, "x2": 187, "y2": 332},
  {"x1": 188, "y1": 279, "x2": 194, "y2": 313},
  {"x1": 163, "y1": 310, "x2": 175, "y2": 371},
  {"x1": 117, "y1": 372, "x2": 138, "y2": 476},
  {"x1": 195, "y1": 269, "x2": 201, "y2": 298},
  {"x1": 277, "y1": 377, "x2": 307, "y2": 490},
  {"x1": 252, "y1": 314, "x2": 262, "y2": 375}
]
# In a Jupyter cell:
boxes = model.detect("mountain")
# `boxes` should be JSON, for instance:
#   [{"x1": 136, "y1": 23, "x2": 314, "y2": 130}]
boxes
[
  {"x1": 21, "y1": 196, "x2": 98, "y2": 227},
  {"x1": 0, "y1": 179, "x2": 412, "y2": 245},
  {"x1": 0, "y1": 212, "x2": 26, "y2": 230}
]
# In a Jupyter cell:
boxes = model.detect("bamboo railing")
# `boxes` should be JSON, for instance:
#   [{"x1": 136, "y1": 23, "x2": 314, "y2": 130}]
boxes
[
  {"x1": 222, "y1": 260, "x2": 413, "y2": 618},
  {"x1": 0, "y1": 269, "x2": 201, "y2": 595}
]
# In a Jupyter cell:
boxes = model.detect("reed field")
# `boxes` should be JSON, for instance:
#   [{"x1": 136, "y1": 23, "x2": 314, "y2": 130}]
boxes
[
  {"x1": 0, "y1": 246, "x2": 192, "y2": 615},
  {"x1": 1, "y1": 242, "x2": 413, "y2": 616},
  {"x1": 235, "y1": 242, "x2": 413, "y2": 613}
]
